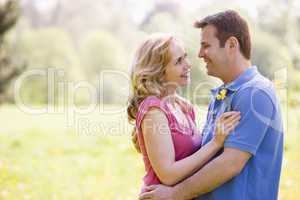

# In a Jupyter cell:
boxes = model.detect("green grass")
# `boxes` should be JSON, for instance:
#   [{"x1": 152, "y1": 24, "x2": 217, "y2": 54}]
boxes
[
  {"x1": 0, "y1": 105, "x2": 299, "y2": 199},
  {"x1": 0, "y1": 105, "x2": 143, "y2": 200}
]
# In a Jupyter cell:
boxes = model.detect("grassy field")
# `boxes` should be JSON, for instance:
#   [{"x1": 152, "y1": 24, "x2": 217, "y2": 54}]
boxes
[{"x1": 0, "y1": 104, "x2": 299, "y2": 200}]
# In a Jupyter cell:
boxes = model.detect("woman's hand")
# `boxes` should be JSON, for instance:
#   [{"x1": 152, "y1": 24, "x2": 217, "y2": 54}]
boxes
[{"x1": 212, "y1": 111, "x2": 241, "y2": 147}]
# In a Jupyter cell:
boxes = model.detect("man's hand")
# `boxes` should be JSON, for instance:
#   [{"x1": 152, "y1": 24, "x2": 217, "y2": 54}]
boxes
[{"x1": 139, "y1": 184, "x2": 181, "y2": 200}]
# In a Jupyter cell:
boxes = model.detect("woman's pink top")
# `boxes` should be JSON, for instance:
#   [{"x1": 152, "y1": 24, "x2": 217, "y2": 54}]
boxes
[{"x1": 136, "y1": 96, "x2": 202, "y2": 192}]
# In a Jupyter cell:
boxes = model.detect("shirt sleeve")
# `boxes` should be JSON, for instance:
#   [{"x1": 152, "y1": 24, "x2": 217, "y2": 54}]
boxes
[{"x1": 224, "y1": 87, "x2": 274, "y2": 155}]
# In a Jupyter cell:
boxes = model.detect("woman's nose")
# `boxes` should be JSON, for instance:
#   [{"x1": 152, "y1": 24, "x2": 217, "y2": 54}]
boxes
[
  {"x1": 185, "y1": 59, "x2": 192, "y2": 69},
  {"x1": 187, "y1": 62, "x2": 192, "y2": 69}
]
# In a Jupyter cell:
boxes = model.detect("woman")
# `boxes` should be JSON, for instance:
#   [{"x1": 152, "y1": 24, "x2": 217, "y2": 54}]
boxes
[{"x1": 127, "y1": 33, "x2": 240, "y2": 193}]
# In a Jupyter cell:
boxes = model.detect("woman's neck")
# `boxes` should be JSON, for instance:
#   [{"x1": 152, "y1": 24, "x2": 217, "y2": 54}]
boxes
[
  {"x1": 164, "y1": 85, "x2": 177, "y2": 96},
  {"x1": 161, "y1": 87, "x2": 179, "y2": 108}
]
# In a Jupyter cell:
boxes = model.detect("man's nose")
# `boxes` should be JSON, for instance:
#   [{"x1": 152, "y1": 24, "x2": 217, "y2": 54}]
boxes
[{"x1": 198, "y1": 48, "x2": 204, "y2": 58}]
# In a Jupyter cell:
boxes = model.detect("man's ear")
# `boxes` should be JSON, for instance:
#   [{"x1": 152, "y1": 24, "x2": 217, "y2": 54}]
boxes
[{"x1": 225, "y1": 36, "x2": 239, "y2": 51}]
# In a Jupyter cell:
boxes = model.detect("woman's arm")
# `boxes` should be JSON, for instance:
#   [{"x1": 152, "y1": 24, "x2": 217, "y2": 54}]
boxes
[{"x1": 142, "y1": 108, "x2": 240, "y2": 186}]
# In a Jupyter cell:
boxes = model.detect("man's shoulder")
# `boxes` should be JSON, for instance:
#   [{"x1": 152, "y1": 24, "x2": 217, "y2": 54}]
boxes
[
  {"x1": 236, "y1": 74, "x2": 276, "y2": 97},
  {"x1": 233, "y1": 74, "x2": 278, "y2": 108},
  {"x1": 241, "y1": 73, "x2": 273, "y2": 90}
]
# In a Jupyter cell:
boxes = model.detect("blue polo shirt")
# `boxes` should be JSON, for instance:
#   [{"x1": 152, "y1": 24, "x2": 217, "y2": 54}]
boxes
[{"x1": 196, "y1": 66, "x2": 283, "y2": 200}]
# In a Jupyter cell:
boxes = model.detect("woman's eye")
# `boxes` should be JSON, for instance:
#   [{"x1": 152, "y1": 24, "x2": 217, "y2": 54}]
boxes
[{"x1": 176, "y1": 58, "x2": 182, "y2": 65}]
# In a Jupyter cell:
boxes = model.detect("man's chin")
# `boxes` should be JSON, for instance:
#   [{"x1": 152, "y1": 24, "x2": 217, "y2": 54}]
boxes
[
  {"x1": 206, "y1": 70, "x2": 218, "y2": 77},
  {"x1": 205, "y1": 65, "x2": 213, "y2": 75},
  {"x1": 206, "y1": 70, "x2": 213, "y2": 76}
]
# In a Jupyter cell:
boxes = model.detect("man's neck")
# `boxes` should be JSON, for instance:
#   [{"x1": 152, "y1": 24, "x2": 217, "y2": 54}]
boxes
[{"x1": 222, "y1": 60, "x2": 252, "y2": 84}]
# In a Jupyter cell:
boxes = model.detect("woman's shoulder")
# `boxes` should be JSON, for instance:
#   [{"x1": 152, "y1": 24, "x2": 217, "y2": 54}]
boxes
[
  {"x1": 136, "y1": 96, "x2": 169, "y2": 127},
  {"x1": 138, "y1": 96, "x2": 163, "y2": 111}
]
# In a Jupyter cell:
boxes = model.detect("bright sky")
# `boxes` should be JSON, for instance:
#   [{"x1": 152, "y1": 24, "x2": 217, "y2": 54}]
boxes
[
  {"x1": 129, "y1": 0, "x2": 265, "y2": 23},
  {"x1": 23, "y1": 0, "x2": 300, "y2": 21}
]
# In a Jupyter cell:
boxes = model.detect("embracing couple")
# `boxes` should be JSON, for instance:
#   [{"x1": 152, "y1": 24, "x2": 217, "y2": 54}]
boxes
[{"x1": 127, "y1": 10, "x2": 283, "y2": 200}]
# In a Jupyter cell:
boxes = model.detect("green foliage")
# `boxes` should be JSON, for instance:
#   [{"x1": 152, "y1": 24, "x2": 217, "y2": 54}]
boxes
[
  {"x1": 288, "y1": 68, "x2": 300, "y2": 106},
  {"x1": 79, "y1": 31, "x2": 128, "y2": 104},
  {"x1": 2, "y1": 0, "x2": 299, "y2": 108},
  {"x1": 18, "y1": 27, "x2": 79, "y2": 71},
  {"x1": 143, "y1": 12, "x2": 179, "y2": 33},
  {"x1": 252, "y1": 30, "x2": 292, "y2": 79},
  {"x1": 80, "y1": 30, "x2": 125, "y2": 78},
  {"x1": 12, "y1": 27, "x2": 81, "y2": 104}
]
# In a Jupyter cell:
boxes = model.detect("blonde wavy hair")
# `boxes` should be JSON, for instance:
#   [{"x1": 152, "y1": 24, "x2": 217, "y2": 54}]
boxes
[{"x1": 127, "y1": 33, "x2": 174, "y2": 152}]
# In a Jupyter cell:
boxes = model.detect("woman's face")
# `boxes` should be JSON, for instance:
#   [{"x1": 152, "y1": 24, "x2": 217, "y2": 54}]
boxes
[{"x1": 164, "y1": 39, "x2": 192, "y2": 88}]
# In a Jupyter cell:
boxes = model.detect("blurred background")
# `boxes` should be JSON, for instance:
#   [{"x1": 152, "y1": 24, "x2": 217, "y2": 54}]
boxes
[{"x1": 0, "y1": 0, "x2": 299, "y2": 199}]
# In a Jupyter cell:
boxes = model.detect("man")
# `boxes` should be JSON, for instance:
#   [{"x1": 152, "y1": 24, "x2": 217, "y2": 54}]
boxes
[{"x1": 139, "y1": 10, "x2": 283, "y2": 200}]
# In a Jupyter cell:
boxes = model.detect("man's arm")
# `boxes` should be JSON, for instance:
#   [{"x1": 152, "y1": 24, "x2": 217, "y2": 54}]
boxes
[
  {"x1": 142, "y1": 108, "x2": 240, "y2": 186},
  {"x1": 139, "y1": 148, "x2": 251, "y2": 200},
  {"x1": 172, "y1": 87, "x2": 274, "y2": 199},
  {"x1": 174, "y1": 147, "x2": 251, "y2": 199}
]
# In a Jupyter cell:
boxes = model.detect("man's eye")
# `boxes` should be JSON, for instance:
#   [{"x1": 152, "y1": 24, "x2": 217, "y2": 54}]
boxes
[{"x1": 202, "y1": 44, "x2": 209, "y2": 49}]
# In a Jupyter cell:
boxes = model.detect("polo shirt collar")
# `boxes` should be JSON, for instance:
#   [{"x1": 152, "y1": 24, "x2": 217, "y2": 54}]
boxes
[{"x1": 211, "y1": 66, "x2": 258, "y2": 95}]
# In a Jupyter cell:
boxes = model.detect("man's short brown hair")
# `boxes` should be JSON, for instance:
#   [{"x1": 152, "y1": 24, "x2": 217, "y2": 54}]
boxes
[{"x1": 194, "y1": 10, "x2": 251, "y2": 59}]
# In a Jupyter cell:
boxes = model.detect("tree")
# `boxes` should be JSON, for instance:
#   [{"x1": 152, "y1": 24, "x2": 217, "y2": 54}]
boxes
[
  {"x1": 252, "y1": 29, "x2": 291, "y2": 79},
  {"x1": 0, "y1": 0, "x2": 25, "y2": 104},
  {"x1": 15, "y1": 27, "x2": 81, "y2": 104},
  {"x1": 80, "y1": 30, "x2": 125, "y2": 78}
]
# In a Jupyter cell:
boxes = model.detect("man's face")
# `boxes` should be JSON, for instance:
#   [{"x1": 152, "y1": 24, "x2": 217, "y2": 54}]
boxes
[{"x1": 198, "y1": 25, "x2": 228, "y2": 78}]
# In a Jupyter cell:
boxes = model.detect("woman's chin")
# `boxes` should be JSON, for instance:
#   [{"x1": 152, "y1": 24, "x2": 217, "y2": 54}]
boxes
[{"x1": 180, "y1": 79, "x2": 190, "y2": 87}]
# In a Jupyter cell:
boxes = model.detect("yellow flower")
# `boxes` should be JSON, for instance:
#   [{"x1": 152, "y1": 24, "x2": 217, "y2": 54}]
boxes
[{"x1": 216, "y1": 88, "x2": 227, "y2": 101}]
